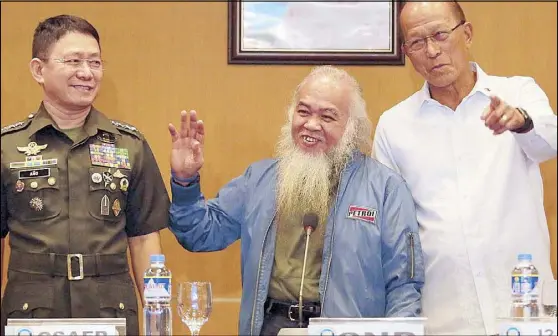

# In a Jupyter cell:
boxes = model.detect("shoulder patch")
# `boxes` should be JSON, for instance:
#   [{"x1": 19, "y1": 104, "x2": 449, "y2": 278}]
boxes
[
  {"x1": 111, "y1": 120, "x2": 143, "y2": 139},
  {"x1": 1, "y1": 119, "x2": 31, "y2": 136}
]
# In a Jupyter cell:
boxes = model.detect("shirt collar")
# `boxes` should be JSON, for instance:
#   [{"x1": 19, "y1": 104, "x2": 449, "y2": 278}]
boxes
[
  {"x1": 418, "y1": 62, "x2": 492, "y2": 108},
  {"x1": 27, "y1": 102, "x2": 120, "y2": 138}
]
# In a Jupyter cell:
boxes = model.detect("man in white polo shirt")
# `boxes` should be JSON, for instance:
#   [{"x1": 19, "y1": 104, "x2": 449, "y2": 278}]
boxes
[{"x1": 373, "y1": 1, "x2": 557, "y2": 335}]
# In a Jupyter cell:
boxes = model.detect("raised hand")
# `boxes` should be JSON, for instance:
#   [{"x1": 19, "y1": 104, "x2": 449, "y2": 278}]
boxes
[{"x1": 168, "y1": 110, "x2": 205, "y2": 179}]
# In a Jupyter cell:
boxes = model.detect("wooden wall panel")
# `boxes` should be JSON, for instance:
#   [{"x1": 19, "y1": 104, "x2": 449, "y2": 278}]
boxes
[{"x1": 1, "y1": 2, "x2": 556, "y2": 334}]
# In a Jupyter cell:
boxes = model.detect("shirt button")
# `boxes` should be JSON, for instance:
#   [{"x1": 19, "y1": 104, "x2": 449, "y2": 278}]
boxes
[
  {"x1": 22, "y1": 303, "x2": 29, "y2": 310},
  {"x1": 119, "y1": 303, "x2": 125, "y2": 310}
]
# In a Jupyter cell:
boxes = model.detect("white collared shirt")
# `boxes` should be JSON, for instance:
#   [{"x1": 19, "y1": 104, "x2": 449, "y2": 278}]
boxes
[{"x1": 373, "y1": 63, "x2": 557, "y2": 335}]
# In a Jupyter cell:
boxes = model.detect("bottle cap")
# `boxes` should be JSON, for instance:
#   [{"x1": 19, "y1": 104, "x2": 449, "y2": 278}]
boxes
[
  {"x1": 150, "y1": 254, "x2": 165, "y2": 263},
  {"x1": 518, "y1": 253, "x2": 532, "y2": 261}
]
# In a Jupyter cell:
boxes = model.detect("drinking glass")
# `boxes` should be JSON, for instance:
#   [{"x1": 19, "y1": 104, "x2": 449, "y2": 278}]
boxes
[{"x1": 177, "y1": 281, "x2": 213, "y2": 335}]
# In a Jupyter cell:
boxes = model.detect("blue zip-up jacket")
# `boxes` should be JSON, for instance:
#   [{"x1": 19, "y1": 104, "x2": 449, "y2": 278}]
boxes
[{"x1": 169, "y1": 152, "x2": 424, "y2": 335}]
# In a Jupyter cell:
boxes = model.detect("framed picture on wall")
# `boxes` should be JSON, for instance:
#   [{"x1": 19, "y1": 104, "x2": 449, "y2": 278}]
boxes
[{"x1": 228, "y1": 1, "x2": 404, "y2": 65}]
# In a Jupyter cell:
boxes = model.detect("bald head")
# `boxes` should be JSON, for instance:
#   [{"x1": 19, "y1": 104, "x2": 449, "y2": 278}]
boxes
[
  {"x1": 400, "y1": 1, "x2": 466, "y2": 39},
  {"x1": 398, "y1": 0, "x2": 473, "y2": 90},
  {"x1": 401, "y1": 1, "x2": 465, "y2": 21}
]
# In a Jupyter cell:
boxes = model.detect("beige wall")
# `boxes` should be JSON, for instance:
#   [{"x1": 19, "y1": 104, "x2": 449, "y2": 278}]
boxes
[{"x1": 1, "y1": 2, "x2": 556, "y2": 334}]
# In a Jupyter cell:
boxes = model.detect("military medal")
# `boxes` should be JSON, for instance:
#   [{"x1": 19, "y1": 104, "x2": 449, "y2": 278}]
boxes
[
  {"x1": 91, "y1": 172, "x2": 102, "y2": 184},
  {"x1": 101, "y1": 195, "x2": 110, "y2": 216},
  {"x1": 15, "y1": 180, "x2": 24, "y2": 192},
  {"x1": 89, "y1": 143, "x2": 131, "y2": 169},
  {"x1": 115, "y1": 147, "x2": 131, "y2": 170},
  {"x1": 10, "y1": 156, "x2": 57, "y2": 169},
  {"x1": 120, "y1": 178, "x2": 129, "y2": 192},
  {"x1": 112, "y1": 199, "x2": 121, "y2": 216},
  {"x1": 102, "y1": 170, "x2": 113, "y2": 187},
  {"x1": 17, "y1": 142, "x2": 48, "y2": 156},
  {"x1": 29, "y1": 197, "x2": 44, "y2": 211},
  {"x1": 113, "y1": 169, "x2": 126, "y2": 179},
  {"x1": 47, "y1": 177, "x2": 56, "y2": 186}
]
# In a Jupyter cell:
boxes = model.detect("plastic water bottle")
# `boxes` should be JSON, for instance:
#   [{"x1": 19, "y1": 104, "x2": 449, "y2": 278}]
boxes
[
  {"x1": 510, "y1": 253, "x2": 540, "y2": 317},
  {"x1": 144, "y1": 254, "x2": 172, "y2": 335}
]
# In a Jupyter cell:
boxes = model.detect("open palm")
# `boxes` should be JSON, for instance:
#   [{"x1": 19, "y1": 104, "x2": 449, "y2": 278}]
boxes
[{"x1": 168, "y1": 110, "x2": 205, "y2": 179}]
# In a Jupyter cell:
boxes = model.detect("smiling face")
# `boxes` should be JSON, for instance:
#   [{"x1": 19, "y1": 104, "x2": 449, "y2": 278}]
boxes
[
  {"x1": 291, "y1": 76, "x2": 351, "y2": 155},
  {"x1": 31, "y1": 31, "x2": 102, "y2": 112},
  {"x1": 400, "y1": 1, "x2": 473, "y2": 89},
  {"x1": 276, "y1": 66, "x2": 370, "y2": 226}
]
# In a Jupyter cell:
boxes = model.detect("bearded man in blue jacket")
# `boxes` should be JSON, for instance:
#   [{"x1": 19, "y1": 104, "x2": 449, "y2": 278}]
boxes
[{"x1": 167, "y1": 66, "x2": 425, "y2": 336}]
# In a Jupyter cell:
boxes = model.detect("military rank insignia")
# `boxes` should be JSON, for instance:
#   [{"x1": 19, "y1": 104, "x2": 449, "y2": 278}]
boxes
[{"x1": 1, "y1": 121, "x2": 25, "y2": 134}]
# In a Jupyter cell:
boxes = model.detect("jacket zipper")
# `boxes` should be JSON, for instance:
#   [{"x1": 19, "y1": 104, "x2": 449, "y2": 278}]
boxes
[
  {"x1": 250, "y1": 212, "x2": 276, "y2": 335},
  {"x1": 408, "y1": 232, "x2": 415, "y2": 279},
  {"x1": 320, "y1": 185, "x2": 343, "y2": 314}
]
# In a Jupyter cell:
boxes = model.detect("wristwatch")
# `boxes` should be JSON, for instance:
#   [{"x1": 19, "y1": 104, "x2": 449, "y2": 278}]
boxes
[{"x1": 511, "y1": 107, "x2": 534, "y2": 133}]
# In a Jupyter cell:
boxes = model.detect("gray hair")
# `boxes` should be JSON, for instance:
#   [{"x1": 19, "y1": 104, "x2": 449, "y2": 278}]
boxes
[{"x1": 285, "y1": 65, "x2": 373, "y2": 155}]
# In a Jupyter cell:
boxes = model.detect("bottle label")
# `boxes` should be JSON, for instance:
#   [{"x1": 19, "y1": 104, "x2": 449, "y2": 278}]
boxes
[
  {"x1": 144, "y1": 276, "x2": 171, "y2": 299},
  {"x1": 511, "y1": 273, "x2": 539, "y2": 295}
]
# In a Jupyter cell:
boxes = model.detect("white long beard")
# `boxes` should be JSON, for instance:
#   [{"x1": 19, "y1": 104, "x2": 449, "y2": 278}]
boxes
[{"x1": 275, "y1": 122, "x2": 355, "y2": 226}]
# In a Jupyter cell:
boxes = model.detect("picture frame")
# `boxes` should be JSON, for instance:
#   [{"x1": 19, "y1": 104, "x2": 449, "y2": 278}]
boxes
[{"x1": 228, "y1": 1, "x2": 404, "y2": 66}]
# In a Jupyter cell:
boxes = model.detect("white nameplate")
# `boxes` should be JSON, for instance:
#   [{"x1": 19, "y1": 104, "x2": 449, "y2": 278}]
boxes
[
  {"x1": 5, "y1": 324, "x2": 116, "y2": 336},
  {"x1": 498, "y1": 318, "x2": 557, "y2": 336},
  {"x1": 308, "y1": 317, "x2": 426, "y2": 336}
]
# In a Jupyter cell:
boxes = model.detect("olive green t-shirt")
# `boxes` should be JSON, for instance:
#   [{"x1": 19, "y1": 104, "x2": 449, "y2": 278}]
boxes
[{"x1": 267, "y1": 213, "x2": 326, "y2": 303}]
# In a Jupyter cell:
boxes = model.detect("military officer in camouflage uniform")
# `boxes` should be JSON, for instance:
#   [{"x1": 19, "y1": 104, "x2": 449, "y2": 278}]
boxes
[{"x1": 0, "y1": 15, "x2": 169, "y2": 335}]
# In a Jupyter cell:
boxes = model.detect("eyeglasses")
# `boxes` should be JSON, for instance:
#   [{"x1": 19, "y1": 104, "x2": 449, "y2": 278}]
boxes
[
  {"x1": 48, "y1": 57, "x2": 104, "y2": 71},
  {"x1": 403, "y1": 21, "x2": 466, "y2": 53}
]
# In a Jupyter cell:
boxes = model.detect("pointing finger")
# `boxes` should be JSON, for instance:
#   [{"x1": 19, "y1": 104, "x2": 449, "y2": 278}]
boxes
[{"x1": 490, "y1": 95, "x2": 502, "y2": 111}]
